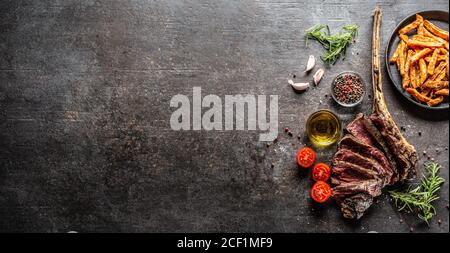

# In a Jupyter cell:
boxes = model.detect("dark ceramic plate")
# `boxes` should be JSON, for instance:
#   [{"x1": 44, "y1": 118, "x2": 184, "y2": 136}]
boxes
[{"x1": 385, "y1": 10, "x2": 449, "y2": 110}]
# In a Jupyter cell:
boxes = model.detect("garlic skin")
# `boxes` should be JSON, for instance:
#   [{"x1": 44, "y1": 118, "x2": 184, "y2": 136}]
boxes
[
  {"x1": 288, "y1": 79, "x2": 310, "y2": 91},
  {"x1": 313, "y1": 68, "x2": 325, "y2": 86},
  {"x1": 305, "y1": 55, "x2": 316, "y2": 72}
]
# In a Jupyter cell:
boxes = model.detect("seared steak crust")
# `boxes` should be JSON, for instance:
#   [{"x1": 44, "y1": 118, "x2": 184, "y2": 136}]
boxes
[
  {"x1": 369, "y1": 114, "x2": 418, "y2": 181},
  {"x1": 338, "y1": 193, "x2": 373, "y2": 219}
]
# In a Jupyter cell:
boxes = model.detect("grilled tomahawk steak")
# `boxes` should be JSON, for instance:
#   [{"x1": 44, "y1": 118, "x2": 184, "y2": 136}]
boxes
[{"x1": 331, "y1": 7, "x2": 418, "y2": 219}]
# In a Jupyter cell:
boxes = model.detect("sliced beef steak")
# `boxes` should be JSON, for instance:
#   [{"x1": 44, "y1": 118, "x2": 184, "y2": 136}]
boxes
[
  {"x1": 332, "y1": 161, "x2": 379, "y2": 185},
  {"x1": 346, "y1": 113, "x2": 377, "y2": 147},
  {"x1": 361, "y1": 115, "x2": 399, "y2": 184},
  {"x1": 333, "y1": 179, "x2": 383, "y2": 202},
  {"x1": 333, "y1": 149, "x2": 390, "y2": 184},
  {"x1": 339, "y1": 135, "x2": 394, "y2": 179}
]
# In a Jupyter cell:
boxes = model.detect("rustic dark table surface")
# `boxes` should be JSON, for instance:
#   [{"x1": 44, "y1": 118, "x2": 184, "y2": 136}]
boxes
[{"x1": 1, "y1": 0, "x2": 449, "y2": 233}]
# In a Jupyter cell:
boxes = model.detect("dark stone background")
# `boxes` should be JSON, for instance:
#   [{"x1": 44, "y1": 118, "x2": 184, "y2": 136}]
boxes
[{"x1": 0, "y1": 0, "x2": 448, "y2": 233}]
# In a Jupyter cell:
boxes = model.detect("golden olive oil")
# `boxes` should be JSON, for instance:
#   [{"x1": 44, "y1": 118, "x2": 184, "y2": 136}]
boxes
[{"x1": 306, "y1": 110, "x2": 341, "y2": 148}]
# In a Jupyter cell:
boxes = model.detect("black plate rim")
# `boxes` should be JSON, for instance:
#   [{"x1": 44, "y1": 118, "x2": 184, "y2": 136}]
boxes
[{"x1": 385, "y1": 10, "x2": 449, "y2": 111}]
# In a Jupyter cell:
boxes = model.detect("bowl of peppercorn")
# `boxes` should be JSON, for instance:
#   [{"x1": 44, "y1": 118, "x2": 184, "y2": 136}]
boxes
[{"x1": 331, "y1": 71, "x2": 366, "y2": 107}]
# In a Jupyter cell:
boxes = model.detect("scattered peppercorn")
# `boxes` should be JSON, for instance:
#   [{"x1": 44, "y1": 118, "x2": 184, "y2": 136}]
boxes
[
  {"x1": 418, "y1": 131, "x2": 422, "y2": 136},
  {"x1": 288, "y1": 131, "x2": 293, "y2": 137},
  {"x1": 266, "y1": 143, "x2": 271, "y2": 148},
  {"x1": 284, "y1": 127, "x2": 289, "y2": 133},
  {"x1": 293, "y1": 74, "x2": 296, "y2": 79},
  {"x1": 423, "y1": 151, "x2": 427, "y2": 156},
  {"x1": 410, "y1": 227, "x2": 414, "y2": 233},
  {"x1": 399, "y1": 219, "x2": 404, "y2": 223},
  {"x1": 270, "y1": 163, "x2": 274, "y2": 168},
  {"x1": 438, "y1": 219, "x2": 442, "y2": 225}
]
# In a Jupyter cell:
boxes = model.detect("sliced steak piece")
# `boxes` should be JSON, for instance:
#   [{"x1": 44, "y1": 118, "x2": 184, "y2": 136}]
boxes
[
  {"x1": 333, "y1": 148, "x2": 391, "y2": 184},
  {"x1": 339, "y1": 135, "x2": 394, "y2": 179},
  {"x1": 332, "y1": 161, "x2": 379, "y2": 185},
  {"x1": 369, "y1": 114, "x2": 418, "y2": 181},
  {"x1": 332, "y1": 179, "x2": 383, "y2": 201},
  {"x1": 362, "y1": 116, "x2": 399, "y2": 184},
  {"x1": 338, "y1": 193, "x2": 373, "y2": 219},
  {"x1": 346, "y1": 113, "x2": 377, "y2": 146}
]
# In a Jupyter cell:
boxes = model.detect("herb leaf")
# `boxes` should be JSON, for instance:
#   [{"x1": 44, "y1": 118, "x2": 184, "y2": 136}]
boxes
[
  {"x1": 389, "y1": 162, "x2": 445, "y2": 224},
  {"x1": 305, "y1": 24, "x2": 358, "y2": 64}
]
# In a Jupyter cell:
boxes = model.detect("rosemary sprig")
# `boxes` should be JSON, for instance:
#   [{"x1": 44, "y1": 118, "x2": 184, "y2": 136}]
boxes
[
  {"x1": 389, "y1": 162, "x2": 445, "y2": 224},
  {"x1": 305, "y1": 24, "x2": 358, "y2": 65}
]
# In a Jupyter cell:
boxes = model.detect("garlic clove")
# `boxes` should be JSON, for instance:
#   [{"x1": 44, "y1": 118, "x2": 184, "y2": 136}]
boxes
[
  {"x1": 305, "y1": 55, "x2": 316, "y2": 72},
  {"x1": 288, "y1": 79, "x2": 295, "y2": 85},
  {"x1": 313, "y1": 68, "x2": 325, "y2": 86},
  {"x1": 290, "y1": 81, "x2": 310, "y2": 91}
]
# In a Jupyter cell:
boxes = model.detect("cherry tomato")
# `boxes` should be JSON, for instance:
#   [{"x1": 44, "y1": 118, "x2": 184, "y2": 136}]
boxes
[
  {"x1": 311, "y1": 181, "x2": 332, "y2": 203},
  {"x1": 312, "y1": 163, "x2": 331, "y2": 182},
  {"x1": 296, "y1": 147, "x2": 316, "y2": 168}
]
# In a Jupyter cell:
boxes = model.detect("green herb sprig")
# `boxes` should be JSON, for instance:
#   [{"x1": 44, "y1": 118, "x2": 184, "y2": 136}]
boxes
[
  {"x1": 389, "y1": 162, "x2": 445, "y2": 224},
  {"x1": 305, "y1": 24, "x2": 358, "y2": 64}
]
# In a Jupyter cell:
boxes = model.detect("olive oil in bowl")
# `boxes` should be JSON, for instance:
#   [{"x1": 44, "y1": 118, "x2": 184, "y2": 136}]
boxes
[{"x1": 306, "y1": 110, "x2": 342, "y2": 148}]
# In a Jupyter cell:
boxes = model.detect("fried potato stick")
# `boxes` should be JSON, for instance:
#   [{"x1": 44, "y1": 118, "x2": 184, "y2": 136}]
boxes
[
  {"x1": 424, "y1": 20, "x2": 449, "y2": 41},
  {"x1": 416, "y1": 14, "x2": 424, "y2": 23},
  {"x1": 435, "y1": 89, "x2": 449, "y2": 96},
  {"x1": 413, "y1": 35, "x2": 439, "y2": 42},
  {"x1": 399, "y1": 42, "x2": 408, "y2": 75},
  {"x1": 419, "y1": 58, "x2": 428, "y2": 84},
  {"x1": 407, "y1": 39, "x2": 444, "y2": 48},
  {"x1": 410, "y1": 48, "x2": 433, "y2": 63},
  {"x1": 407, "y1": 88, "x2": 431, "y2": 103},
  {"x1": 435, "y1": 68, "x2": 446, "y2": 82},
  {"x1": 399, "y1": 21, "x2": 420, "y2": 35},
  {"x1": 417, "y1": 23, "x2": 424, "y2": 35},
  {"x1": 427, "y1": 49, "x2": 439, "y2": 75},
  {"x1": 427, "y1": 96, "x2": 444, "y2": 107},
  {"x1": 422, "y1": 80, "x2": 449, "y2": 90},
  {"x1": 390, "y1": 40, "x2": 404, "y2": 63},
  {"x1": 410, "y1": 62, "x2": 418, "y2": 88},
  {"x1": 402, "y1": 50, "x2": 414, "y2": 88}
]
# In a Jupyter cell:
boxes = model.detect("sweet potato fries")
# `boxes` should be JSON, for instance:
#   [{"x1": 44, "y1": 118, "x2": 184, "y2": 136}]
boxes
[{"x1": 390, "y1": 14, "x2": 449, "y2": 107}]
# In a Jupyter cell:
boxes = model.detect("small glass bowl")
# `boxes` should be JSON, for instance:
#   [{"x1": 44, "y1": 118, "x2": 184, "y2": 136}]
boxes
[
  {"x1": 306, "y1": 109, "x2": 342, "y2": 148},
  {"x1": 331, "y1": 71, "x2": 366, "y2": 108}
]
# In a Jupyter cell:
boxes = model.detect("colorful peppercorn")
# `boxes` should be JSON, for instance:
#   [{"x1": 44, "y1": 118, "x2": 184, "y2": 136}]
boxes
[{"x1": 333, "y1": 73, "x2": 364, "y2": 105}]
